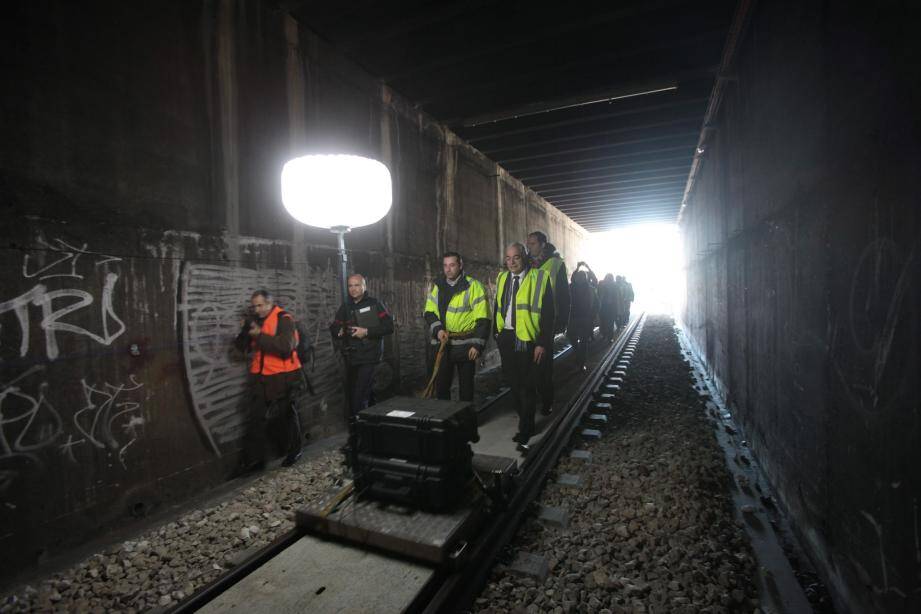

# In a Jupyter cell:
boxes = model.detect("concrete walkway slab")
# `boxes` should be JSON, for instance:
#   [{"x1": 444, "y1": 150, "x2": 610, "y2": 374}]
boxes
[
  {"x1": 507, "y1": 551, "x2": 550, "y2": 582},
  {"x1": 199, "y1": 535, "x2": 433, "y2": 613},
  {"x1": 557, "y1": 473, "x2": 583, "y2": 487},
  {"x1": 538, "y1": 505, "x2": 570, "y2": 528}
]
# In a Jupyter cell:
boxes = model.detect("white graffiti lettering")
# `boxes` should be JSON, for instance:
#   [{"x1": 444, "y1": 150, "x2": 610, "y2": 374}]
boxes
[
  {"x1": 179, "y1": 262, "x2": 342, "y2": 456},
  {"x1": 0, "y1": 275, "x2": 126, "y2": 360},
  {"x1": 0, "y1": 366, "x2": 62, "y2": 456},
  {"x1": 22, "y1": 237, "x2": 122, "y2": 280},
  {"x1": 73, "y1": 375, "x2": 144, "y2": 452},
  {"x1": 0, "y1": 368, "x2": 146, "y2": 488}
]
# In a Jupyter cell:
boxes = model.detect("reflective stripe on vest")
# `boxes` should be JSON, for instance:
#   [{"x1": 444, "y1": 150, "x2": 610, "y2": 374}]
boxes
[
  {"x1": 540, "y1": 255, "x2": 563, "y2": 291},
  {"x1": 495, "y1": 268, "x2": 548, "y2": 342},
  {"x1": 423, "y1": 276, "x2": 488, "y2": 344},
  {"x1": 250, "y1": 305, "x2": 302, "y2": 375}
]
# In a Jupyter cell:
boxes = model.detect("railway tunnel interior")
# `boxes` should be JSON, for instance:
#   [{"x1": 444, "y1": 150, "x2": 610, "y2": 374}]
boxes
[{"x1": 1, "y1": 1, "x2": 919, "y2": 613}]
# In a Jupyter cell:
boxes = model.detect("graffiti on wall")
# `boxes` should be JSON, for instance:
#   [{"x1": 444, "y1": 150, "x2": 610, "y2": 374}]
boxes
[
  {"x1": 833, "y1": 238, "x2": 918, "y2": 415},
  {"x1": 179, "y1": 262, "x2": 344, "y2": 456},
  {"x1": 0, "y1": 236, "x2": 144, "y2": 492},
  {"x1": 1, "y1": 237, "x2": 126, "y2": 361}
]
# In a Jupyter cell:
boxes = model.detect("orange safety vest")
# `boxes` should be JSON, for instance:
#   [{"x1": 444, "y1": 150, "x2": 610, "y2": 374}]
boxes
[{"x1": 250, "y1": 305, "x2": 302, "y2": 375}]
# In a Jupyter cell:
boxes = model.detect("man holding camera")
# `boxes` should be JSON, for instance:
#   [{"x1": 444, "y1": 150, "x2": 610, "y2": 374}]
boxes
[
  {"x1": 329, "y1": 274, "x2": 394, "y2": 416},
  {"x1": 234, "y1": 289, "x2": 304, "y2": 471}
]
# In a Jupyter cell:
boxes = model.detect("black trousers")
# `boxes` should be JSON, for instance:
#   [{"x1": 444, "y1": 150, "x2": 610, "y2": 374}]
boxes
[
  {"x1": 571, "y1": 331, "x2": 590, "y2": 367},
  {"x1": 535, "y1": 342, "x2": 554, "y2": 412},
  {"x1": 600, "y1": 308, "x2": 616, "y2": 340},
  {"x1": 346, "y1": 363, "x2": 377, "y2": 416},
  {"x1": 245, "y1": 374, "x2": 302, "y2": 465},
  {"x1": 435, "y1": 349, "x2": 476, "y2": 402},
  {"x1": 497, "y1": 330, "x2": 537, "y2": 442}
]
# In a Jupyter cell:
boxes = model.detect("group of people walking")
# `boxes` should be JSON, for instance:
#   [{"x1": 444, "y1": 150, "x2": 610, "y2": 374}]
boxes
[
  {"x1": 233, "y1": 230, "x2": 634, "y2": 469},
  {"x1": 422, "y1": 231, "x2": 632, "y2": 452}
]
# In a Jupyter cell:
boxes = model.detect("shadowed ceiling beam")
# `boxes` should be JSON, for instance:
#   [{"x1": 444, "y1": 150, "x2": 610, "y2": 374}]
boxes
[
  {"x1": 570, "y1": 209, "x2": 681, "y2": 224},
  {"x1": 465, "y1": 97, "x2": 709, "y2": 143},
  {"x1": 527, "y1": 170, "x2": 690, "y2": 194},
  {"x1": 546, "y1": 184, "x2": 687, "y2": 205},
  {"x1": 480, "y1": 116, "x2": 701, "y2": 155},
  {"x1": 506, "y1": 145, "x2": 694, "y2": 175},
  {"x1": 527, "y1": 163, "x2": 691, "y2": 190},
  {"x1": 549, "y1": 189, "x2": 685, "y2": 209},
  {"x1": 500, "y1": 132, "x2": 699, "y2": 164},
  {"x1": 541, "y1": 174, "x2": 690, "y2": 198},
  {"x1": 556, "y1": 195, "x2": 684, "y2": 212},
  {"x1": 461, "y1": 81, "x2": 678, "y2": 128}
]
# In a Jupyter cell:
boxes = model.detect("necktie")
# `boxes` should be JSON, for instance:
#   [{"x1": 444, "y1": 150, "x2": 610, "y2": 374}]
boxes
[{"x1": 510, "y1": 275, "x2": 519, "y2": 329}]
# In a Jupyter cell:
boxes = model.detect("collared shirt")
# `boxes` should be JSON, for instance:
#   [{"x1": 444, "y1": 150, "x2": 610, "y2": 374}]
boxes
[{"x1": 503, "y1": 270, "x2": 526, "y2": 329}]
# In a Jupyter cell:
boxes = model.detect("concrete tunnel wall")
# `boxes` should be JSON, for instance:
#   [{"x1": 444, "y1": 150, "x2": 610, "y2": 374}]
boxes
[
  {"x1": 0, "y1": 2, "x2": 588, "y2": 576},
  {"x1": 679, "y1": 2, "x2": 921, "y2": 613}
]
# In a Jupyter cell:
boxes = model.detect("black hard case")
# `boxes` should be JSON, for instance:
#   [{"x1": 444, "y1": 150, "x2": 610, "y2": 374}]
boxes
[
  {"x1": 355, "y1": 454, "x2": 471, "y2": 510},
  {"x1": 355, "y1": 397, "x2": 479, "y2": 464}
]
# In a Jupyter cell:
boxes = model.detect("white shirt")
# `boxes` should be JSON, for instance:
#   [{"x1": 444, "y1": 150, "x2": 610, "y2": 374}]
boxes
[{"x1": 503, "y1": 272, "x2": 522, "y2": 330}]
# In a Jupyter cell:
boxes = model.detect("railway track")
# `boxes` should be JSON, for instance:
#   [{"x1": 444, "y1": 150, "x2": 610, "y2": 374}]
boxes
[
  {"x1": 420, "y1": 314, "x2": 645, "y2": 613},
  {"x1": 171, "y1": 314, "x2": 645, "y2": 613}
]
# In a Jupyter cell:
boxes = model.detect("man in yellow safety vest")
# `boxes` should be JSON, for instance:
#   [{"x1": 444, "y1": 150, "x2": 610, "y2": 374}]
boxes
[
  {"x1": 526, "y1": 231, "x2": 570, "y2": 416},
  {"x1": 494, "y1": 242, "x2": 555, "y2": 452},
  {"x1": 423, "y1": 251, "x2": 491, "y2": 401}
]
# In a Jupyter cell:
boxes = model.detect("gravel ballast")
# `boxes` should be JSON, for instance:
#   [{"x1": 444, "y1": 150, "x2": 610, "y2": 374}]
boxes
[
  {"x1": 2, "y1": 315, "x2": 765, "y2": 613},
  {"x1": 1, "y1": 451, "x2": 343, "y2": 613},
  {"x1": 473, "y1": 315, "x2": 760, "y2": 614}
]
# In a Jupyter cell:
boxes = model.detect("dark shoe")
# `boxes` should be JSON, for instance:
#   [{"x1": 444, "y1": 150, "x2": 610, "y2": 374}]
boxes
[
  {"x1": 516, "y1": 442, "x2": 530, "y2": 454},
  {"x1": 281, "y1": 451, "x2": 302, "y2": 467},
  {"x1": 539, "y1": 405, "x2": 553, "y2": 416}
]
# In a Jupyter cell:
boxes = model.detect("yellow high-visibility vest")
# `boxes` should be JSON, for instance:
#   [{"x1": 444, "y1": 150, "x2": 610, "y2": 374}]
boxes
[
  {"x1": 494, "y1": 268, "x2": 549, "y2": 342},
  {"x1": 423, "y1": 276, "x2": 489, "y2": 346},
  {"x1": 539, "y1": 254, "x2": 563, "y2": 291}
]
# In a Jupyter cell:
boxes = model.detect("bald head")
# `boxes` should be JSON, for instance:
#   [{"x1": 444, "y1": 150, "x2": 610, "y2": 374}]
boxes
[{"x1": 347, "y1": 274, "x2": 367, "y2": 301}]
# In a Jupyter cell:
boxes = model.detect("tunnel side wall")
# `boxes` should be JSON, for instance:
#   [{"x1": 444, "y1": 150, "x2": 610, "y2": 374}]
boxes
[
  {"x1": 0, "y1": 2, "x2": 587, "y2": 577},
  {"x1": 680, "y1": 2, "x2": 921, "y2": 612}
]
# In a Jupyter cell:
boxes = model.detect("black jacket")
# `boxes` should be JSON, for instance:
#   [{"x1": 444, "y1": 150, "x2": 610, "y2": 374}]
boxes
[
  {"x1": 492, "y1": 268, "x2": 555, "y2": 349},
  {"x1": 568, "y1": 280, "x2": 598, "y2": 340},
  {"x1": 329, "y1": 294, "x2": 394, "y2": 366}
]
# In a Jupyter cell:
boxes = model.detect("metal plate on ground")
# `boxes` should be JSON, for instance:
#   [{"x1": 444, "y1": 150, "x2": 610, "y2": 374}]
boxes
[
  {"x1": 198, "y1": 534, "x2": 434, "y2": 614},
  {"x1": 297, "y1": 484, "x2": 485, "y2": 566},
  {"x1": 472, "y1": 453, "x2": 518, "y2": 475}
]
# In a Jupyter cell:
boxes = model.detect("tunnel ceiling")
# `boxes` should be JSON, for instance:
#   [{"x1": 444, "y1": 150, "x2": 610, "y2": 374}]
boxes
[{"x1": 286, "y1": 0, "x2": 737, "y2": 232}]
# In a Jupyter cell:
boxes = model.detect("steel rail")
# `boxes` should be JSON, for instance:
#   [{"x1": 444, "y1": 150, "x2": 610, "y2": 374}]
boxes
[
  {"x1": 170, "y1": 334, "x2": 577, "y2": 613},
  {"x1": 169, "y1": 528, "x2": 301, "y2": 613},
  {"x1": 418, "y1": 313, "x2": 646, "y2": 613}
]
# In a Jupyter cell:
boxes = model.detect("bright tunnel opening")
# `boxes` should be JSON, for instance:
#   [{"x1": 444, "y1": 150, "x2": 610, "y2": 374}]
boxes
[{"x1": 582, "y1": 222, "x2": 685, "y2": 317}]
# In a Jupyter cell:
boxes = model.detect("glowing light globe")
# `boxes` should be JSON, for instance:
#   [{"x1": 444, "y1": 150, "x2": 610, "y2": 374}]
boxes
[{"x1": 281, "y1": 154, "x2": 392, "y2": 229}]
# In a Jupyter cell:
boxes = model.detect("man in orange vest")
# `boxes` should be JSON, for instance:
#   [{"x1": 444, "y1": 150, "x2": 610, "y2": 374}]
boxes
[{"x1": 235, "y1": 289, "x2": 304, "y2": 471}]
